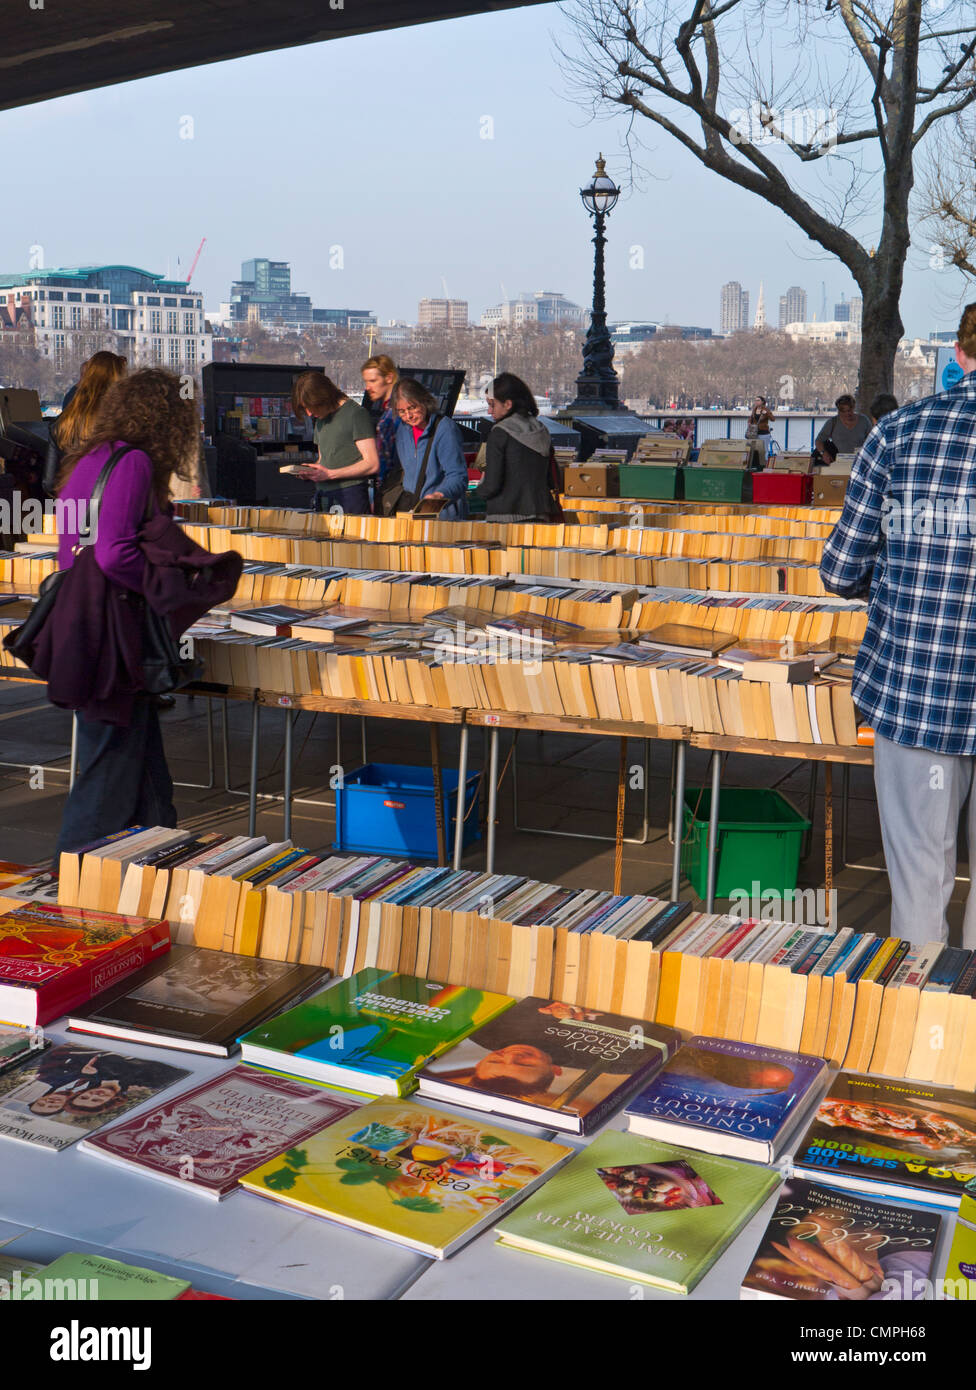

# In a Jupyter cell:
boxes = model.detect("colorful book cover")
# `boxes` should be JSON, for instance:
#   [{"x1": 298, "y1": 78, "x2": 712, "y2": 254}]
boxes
[
  {"x1": 495, "y1": 1130, "x2": 781, "y2": 1294},
  {"x1": 626, "y1": 1037, "x2": 827, "y2": 1158},
  {"x1": 0, "y1": 902, "x2": 171, "y2": 1026},
  {"x1": 0, "y1": 1044, "x2": 189, "y2": 1152},
  {"x1": 0, "y1": 1254, "x2": 45, "y2": 1297},
  {"x1": 68, "y1": 944, "x2": 330, "y2": 1056},
  {"x1": 38, "y1": 1252, "x2": 189, "y2": 1301},
  {"x1": 238, "y1": 967, "x2": 514, "y2": 1096},
  {"x1": 79, "y1": 1067, "x2": 356, "y2": 1198},
  {"x1": 943, "y1": 1212, "x2": 976, "y2": 1300},
  {"x1": 792, "y1": 1072, "x2": 976, "y2": 1208},
  {"x1": 239, "y1": 1098, "x2": 572, "y2": 1258},
  {"x1": 741, "y1": 1177, "x2": 942, "y2": 1300},
  {"x1": 418, "y1": 998, "x2": 680, "y2": 1134}
]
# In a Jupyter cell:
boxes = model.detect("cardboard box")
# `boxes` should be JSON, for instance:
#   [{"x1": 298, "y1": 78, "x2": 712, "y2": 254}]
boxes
[
  {"x1": 767, "y1": 450, "x2": 814, "y2": 475},
  {"x1": 697, "y1": 439, "x2": 759, "y2": 470},
  {"x1": 563, "y1": 465, "x2": 619, "y2": 498},
  {"x1": 811, "y1": 473, "x2": 848, "y2": 505}
]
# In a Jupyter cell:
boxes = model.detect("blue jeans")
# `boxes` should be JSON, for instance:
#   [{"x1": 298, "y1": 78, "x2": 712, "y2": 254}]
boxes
[
  {"x1": 55, "y1": 698, "x2": 177, "y2": 856},
  {"x1": 314, "y1": 482, "x2": 371, "y2": 515}
]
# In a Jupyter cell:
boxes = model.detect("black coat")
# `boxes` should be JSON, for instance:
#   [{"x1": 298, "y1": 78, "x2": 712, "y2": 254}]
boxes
[{"x1": 475, "y1": 423, "x2": 555, "y2": 519}]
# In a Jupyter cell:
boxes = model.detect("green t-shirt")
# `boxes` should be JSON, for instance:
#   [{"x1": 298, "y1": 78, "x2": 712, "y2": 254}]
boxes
[{"x1": 313, "y1": 399, "x2": 375, "y2": 492}]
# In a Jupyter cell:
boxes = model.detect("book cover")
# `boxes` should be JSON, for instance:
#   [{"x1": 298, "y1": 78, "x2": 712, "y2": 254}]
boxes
[
  {"x1": 418, "y1": 998, "x2": 680, "y2": 1134},
  {"x1": 741, "y1": 1177, "x2": 942, "y2": 1300},
  {"x1": 793, "y1": 1072, "x2": 976, "y2": 1208},
  {"x1": 80, "y1": 1067, "x2": 356, "y2": 1198},
  {"x1": 238, "y1": 1097, "x2": 571, "y2": 1258},
  {"x1": 238, "y1": 967, "x2": 514, "y2": 1096},
  {"x1": 67, "y1": 944, "x2": 331, "y2": 1056},
  {"x1": 943, "y1": 1209, "x2": 976, "y2": 1299},
  {"x1": 626, "y1": 1037, "x2": 827, "y2": 1159},
  {"x1": 38, "y1": 1252, "x2": 189, "y2": 1301},
  {"x1": 0, "y1": 903, "x2": 171, "y2": 1026},
  {"x1": 0, "y1": 1044, "x2": 189, "y2": 1152},
  {"x1": 495, "y1": 1130, "x2": 781, "y2": 1294}
]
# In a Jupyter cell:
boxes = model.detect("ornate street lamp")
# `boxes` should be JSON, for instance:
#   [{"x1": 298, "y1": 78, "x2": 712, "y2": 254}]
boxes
[{"x1": 570, "y1": 154, "x2": 621, "y2": 410}]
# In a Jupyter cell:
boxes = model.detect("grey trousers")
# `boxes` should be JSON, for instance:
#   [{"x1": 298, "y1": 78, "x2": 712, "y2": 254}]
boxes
[{"x1": 873, "y1": 732, "x2": 976, "y2": 948}]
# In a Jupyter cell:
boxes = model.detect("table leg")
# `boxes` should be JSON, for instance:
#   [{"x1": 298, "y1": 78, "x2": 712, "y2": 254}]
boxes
[
  {"x1": 824, "y1": 762, "x2": 833, "y2": 895},
  {"x1": 248, "y1": 702, "x2": 260, "y2": 838},
  {"x1": 283, "y1": 708, "x2": 294, "y2": 841},
  {"x1": 671, "y1": 740, "x2": 686, "y2": 901},
  {"x1": 452, "y1": 723, "x2": 469, "y2": 871},
  {"x1": 430, "y1": 725, "x2": 447, "y2": 868},
  {"x1": 486, "y1": 727, "x2": 499, "y2": 873},
  {"x1": 613, "y1": 737, "x2": 627, "y2": 894},
  {"x1": 69, "y1": 711, "x2": 79, "y2": 791},
  {"x1": 705, "y1": 750, "x2": 722, "y2": 912}
]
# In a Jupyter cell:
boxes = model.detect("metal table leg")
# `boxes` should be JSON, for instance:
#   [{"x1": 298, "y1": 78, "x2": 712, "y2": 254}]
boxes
[
  {"x1": 283, "y1": 707, "x2": 294, "y2": 840},
  {"x1": 705, "y1": 750, "x2": 722, "y2": 913},
  {"x1": 671, "y1": 740, "x2": 686, "y2": 901},
  {"x1": 430, "y1": 725, "x2": 447, "y2": 868},
  {"x1": 452, "y1": 723, "x2": 469, "y2": 871},
  {"x1": 486, "y1": 727, "x2": 500, "y2": 873},
  {"x1": 248, "y1": 702, "x2": 260, "y2": 837},
  {"x1": 69, "y1": 712, "x2": 79, "y2": 791}
]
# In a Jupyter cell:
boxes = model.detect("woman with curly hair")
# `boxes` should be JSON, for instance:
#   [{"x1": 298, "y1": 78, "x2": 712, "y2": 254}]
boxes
[{"x1": 53, "y1": 368, "x2": 200, "y2": 854}]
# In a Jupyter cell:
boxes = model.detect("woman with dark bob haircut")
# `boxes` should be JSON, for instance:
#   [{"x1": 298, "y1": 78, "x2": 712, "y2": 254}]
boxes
[{"x1": 475, "y1": 372, "x2": 559, "y2": 522}]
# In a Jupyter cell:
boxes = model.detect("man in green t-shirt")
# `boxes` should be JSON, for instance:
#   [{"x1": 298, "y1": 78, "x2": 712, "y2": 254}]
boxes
[{"x1": 291, "y1": 371, "x2": 378, "y2": 516}]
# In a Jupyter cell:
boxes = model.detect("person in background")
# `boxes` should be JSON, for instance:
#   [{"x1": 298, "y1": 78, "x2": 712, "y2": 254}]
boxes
[
  {"x1": 53, "y1": 369, "x2": 200, "y2": 856},
  {"x1": 291, "y1": 370, "x2": 378, "y2": 516},
  {"x1": 747, "y1": 395, "x2": 774, "y2": 437},
  {"x1": 870, "y1": 393, "x2": 899, "y2": 424},
  {"x1": 815, "y1": 393, "x2": 873, "y2": 459},
  {"x1": 475, "y1": 373, "x2": 559, "y2": 523},
  {"x1": 43, "y1": 351, "x2": 127, "y2": 494},
  {"x1": 676, "y1": 418, "x2": 696, "y2": 442},
  {"x1": 360, "y1": 355, "x2": 399, "y2": 506},
  {"x1": 819, "y1": 303, "x2": 976, "y2": 948},
  {"x1": 390, "y1": 379, "x2": 468, "y2": 520}
]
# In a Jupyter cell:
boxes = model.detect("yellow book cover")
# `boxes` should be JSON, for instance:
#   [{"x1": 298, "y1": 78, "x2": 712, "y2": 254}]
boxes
[{"x1": 238, "y1": 1098, "x2": 571, "y2": 1258}]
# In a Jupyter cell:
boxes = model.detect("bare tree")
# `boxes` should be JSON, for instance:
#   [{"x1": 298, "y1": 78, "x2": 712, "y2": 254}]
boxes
[
  {"x1": 560, "y1": 0, "x2": 976, "y2": 406},
  {"x1": 919, "y1": 108, "x2": 976, "y2": 280}
]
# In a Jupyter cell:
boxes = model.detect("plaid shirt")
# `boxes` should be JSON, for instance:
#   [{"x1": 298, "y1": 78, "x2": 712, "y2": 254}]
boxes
[{"x1": 820, "y1": 370, "x2": 976, "y2": 755}]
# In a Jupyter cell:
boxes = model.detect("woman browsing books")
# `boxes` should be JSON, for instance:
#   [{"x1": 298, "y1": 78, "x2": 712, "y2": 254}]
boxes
[
  {"x1": 290, "y1": 370, "x2": 379, "y2": 517},
  {"x1": 387, "y1": 379, "x2": 468, "y2": 520},
  {"x1": 475, "y1": 373, "x2": 560, "y2": 523}
]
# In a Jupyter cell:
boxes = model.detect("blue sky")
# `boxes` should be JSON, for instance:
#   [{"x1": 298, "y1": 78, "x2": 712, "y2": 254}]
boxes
[{"x1": 0, "y1": 2, "x2": 965, "y2": 337}]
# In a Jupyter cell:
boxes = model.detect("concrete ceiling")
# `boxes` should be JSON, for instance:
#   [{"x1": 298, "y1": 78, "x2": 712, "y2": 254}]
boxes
[{"x1": 0, "y1": 1, "x2": 552, "y2": 112}]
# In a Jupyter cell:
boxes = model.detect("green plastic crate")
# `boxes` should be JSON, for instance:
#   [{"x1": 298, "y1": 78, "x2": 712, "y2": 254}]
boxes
[
  {"x1": 618, "y1": 464, "x2": 684, "y2": 500},
  {"x1": 682, "y1": 469, "x2": 747, "y2": 502},
  {"x1": 681, "y1": 787, "x2": 810, "y2": 900}
]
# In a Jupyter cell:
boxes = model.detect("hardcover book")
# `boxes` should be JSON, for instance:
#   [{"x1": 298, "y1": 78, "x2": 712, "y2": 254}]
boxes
[
  {"x1": 418, "y1": 998, "x2": 681, "y2": 1134},
  {"x1": 0, "y1": 1043, "x2": 189, "y2": 1152},
  {"x1": 943, "y1": 1205, "x2": 976, "y2": 1300},
  {"x1": 38, "y1": 1252, "x2": 190, "y2": 1301},
  {"x1": 741, "y1": 1178, "x2": 942, "y2": 1300},
  {"x1": 79, "y1": 1067, "x2": 356, "y2": 1198},
  {"x1": 238, "y1": 967, "x2": 514, "y2": 1096},
  {"x1": 0, "y1": 903, "x2": 171, "y2": 1026},
  {"x1": 625, "y1": 1037, "x2": 829, "y2": 1161},
  {"x1": 495, "y1": 1130, "x2": 781, "y2": 1294},
  {"x1": 238, "y1": 1097, "x2": 572, "y2": 1257},
  {"x1": 792, "y1": 1072, "x2": 976, "y2": 1209},
  {"x1": 67, "y1": 944, "x2": 330, "y2": 1056}
]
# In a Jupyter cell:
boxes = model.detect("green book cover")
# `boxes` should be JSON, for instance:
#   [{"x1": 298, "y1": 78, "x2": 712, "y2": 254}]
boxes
[
  {"x1": 496, "y1": 1130, "x2": 781, "y2": 1293},
  {"x1": 944, "y1": 1216, "x2": 976, "y2": 1300},
  {"x1": 38, "y1": 1252, "x2": 189, "y2": 1301},
  {"x1": 238, "y1": 968, "x2": 515, "y2": 1096}
]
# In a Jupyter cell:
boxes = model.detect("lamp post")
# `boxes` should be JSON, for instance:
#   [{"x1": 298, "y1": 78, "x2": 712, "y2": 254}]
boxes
[{"x1": 570, "y1": 154, "x2": 621, "y2": 411}]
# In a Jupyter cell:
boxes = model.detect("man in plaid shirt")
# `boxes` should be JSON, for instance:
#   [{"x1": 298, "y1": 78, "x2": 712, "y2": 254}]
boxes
[{"x1": 820, "y1": 304, "x2": 976, "y2": 947}]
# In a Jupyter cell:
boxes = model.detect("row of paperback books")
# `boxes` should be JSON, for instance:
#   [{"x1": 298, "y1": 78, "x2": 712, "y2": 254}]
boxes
[{"x1": 19, "y1": 827, "x2": 975, "y2": 1088}]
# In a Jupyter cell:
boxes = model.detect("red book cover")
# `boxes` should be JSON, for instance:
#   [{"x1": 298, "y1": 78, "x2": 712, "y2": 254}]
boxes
[
  {"x1": 0, "y1": 903, "x2": 171, "y2": 1026},
  {"x1": 176, "y1": 1290, "x2": 235, "y2": 1300}
]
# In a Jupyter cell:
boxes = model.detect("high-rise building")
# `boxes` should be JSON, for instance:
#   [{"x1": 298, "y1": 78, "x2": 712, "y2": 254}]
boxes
[
  {"x1": 481, "y1": 291, "x2": 586, "y2": 329},
  {"x1": 0, "y1": 264, "x2": 210, "y2": 370},
  {"x1": 849, "y1": 295, "x2": 863, "y2": 330},
  {"x1": 418, "y1": 298, "x2": 468, "y2": 329},
  {"x1": 778, "y1": 286, "x2": 807, "y2": 330},
  {"x1": 229, "y1": 258, "x2": 312, "y2": 326},
  {"x1": 834, "y1": 294, "x2": 850, "y2": 322},
  {"x1": 720, "y1": 281, "x2": 750, "y2": 334}
]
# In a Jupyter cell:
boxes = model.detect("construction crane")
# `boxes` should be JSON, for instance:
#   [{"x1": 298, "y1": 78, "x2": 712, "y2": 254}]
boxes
[{"x1": 186, "y1": 237, "x2": 207, "y2": 285}]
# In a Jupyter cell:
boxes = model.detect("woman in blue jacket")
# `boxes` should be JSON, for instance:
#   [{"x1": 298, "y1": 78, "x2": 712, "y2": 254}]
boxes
[{"x1": 390, "y1": 379, "x2": 468, "y2": 520}]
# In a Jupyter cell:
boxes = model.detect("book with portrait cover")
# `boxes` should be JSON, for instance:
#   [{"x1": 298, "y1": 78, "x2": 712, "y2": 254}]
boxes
[
  {"x1": 495, "y1": 1130, "x2": 780, "y2": 1294},
  {"x1": 67, "y1": 944, "x2": 330, "y2": 1056},
  {"x1": 0, "y1": 902, "x2": 171, "y2": 1026},
  {"x1": 0, "y1": 1043, "x2": 189, "y2": 1152},
  {"x1": 625, "y1": 1036, "x2": 829, "y2": 1162},
  {"x1": 417, "y1": 998, "x2": 680, "y2": 1134},
  {"x1": 792, "y1": 1072, "x2": 976, "y2": 1209},
  {"x1": 740, "y1": 1177, "x2": 942, "y2": 1301},
  {"x1": 79, "y1": 1066, "x2": 356, "y2": 1199},
  {"x1": 238, "y1": 1097, "x2": 572, "y2": 1257},
  {"x1": 238, "y1": 967, "x2": 515, "y2": 1096}
]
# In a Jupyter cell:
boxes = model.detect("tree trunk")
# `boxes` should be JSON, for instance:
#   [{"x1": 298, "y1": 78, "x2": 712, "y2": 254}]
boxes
[{"x1": 856, "y1": 258, "x2": 906, "y2": 411}]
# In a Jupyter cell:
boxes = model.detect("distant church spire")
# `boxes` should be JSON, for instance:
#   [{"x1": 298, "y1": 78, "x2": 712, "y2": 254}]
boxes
[{"x1": 754, "y1": 281, "x2": 767, "y2": 332}]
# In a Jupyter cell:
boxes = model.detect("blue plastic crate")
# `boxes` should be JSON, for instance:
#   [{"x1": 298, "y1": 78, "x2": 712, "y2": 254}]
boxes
[{"x1": 334, "y1": 762, "x2": 481, "y2": 859}]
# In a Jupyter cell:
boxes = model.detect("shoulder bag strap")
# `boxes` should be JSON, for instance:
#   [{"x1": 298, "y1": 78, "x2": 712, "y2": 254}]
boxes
[
  {"x1": 76, "y1": 444, "x2": 139, "y2": 551},
  {"x1": 413, "y1": 413, "x2": 442, "y2": 500}
]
